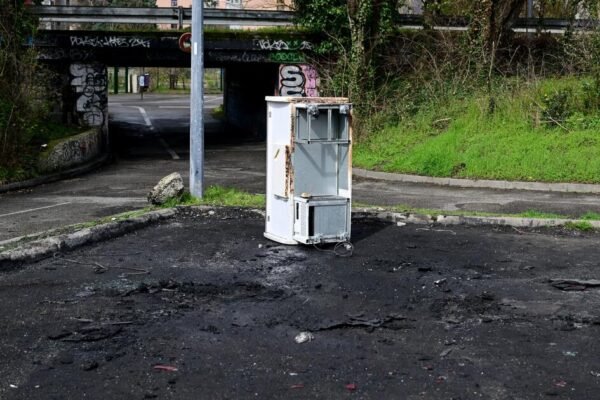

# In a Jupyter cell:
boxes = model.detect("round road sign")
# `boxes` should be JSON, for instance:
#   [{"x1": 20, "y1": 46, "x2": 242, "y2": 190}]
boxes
[{"x1": 179, "y1": 32, "x2": 192, "y2": 53}]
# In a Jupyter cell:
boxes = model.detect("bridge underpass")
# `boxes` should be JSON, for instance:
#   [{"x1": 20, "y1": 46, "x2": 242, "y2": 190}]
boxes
[
  {"x1": 0, "y1": 8, "x2": 320, "y2": 240},
  {"x1": 35, "y1": 28, "x2": 317, "y2": 159}
]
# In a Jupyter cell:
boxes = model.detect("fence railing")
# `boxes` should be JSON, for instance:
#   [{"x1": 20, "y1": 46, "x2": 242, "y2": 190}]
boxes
[
  {"x1": 29, "y1": 6, "x2": 295, "y2": 28},
  {"x1": 29, "y1": 6, "x2": 600, "y2": 33}
]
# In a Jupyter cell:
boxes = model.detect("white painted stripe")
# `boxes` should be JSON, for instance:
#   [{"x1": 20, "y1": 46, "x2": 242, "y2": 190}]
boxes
[
  {"x1": 130, "y1": 106, "x2": 154, "y2": 129},
  {"x1": 129, "y1": 105, "x2": 180, "y2": 159},
  {"x1": 158, "y1": 138, "x2": 180, "y2": 160},
  {"x1": 0, "y1": 202, "x2": 72, "y2": 218}
]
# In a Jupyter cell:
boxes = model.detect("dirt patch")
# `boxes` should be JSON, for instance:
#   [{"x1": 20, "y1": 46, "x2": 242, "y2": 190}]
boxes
[{"x1": 1, "y1": 208, "x2": 600, "y2": 399}]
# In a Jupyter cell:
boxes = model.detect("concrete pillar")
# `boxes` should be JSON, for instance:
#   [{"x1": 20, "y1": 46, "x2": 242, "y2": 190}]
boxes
[
  {"x1": 69, "y1": 63, "x2": 108, "y2": 128},
  {"x1": 131, "y1": 73, "x2": 139, "y2": 93},
  {"x1": 125, "y1": 67, "x2": 129, "y2": 93},
  {"x1": 68, "y1": 63, "x2": 109, "y2": 149},
  {"x1": 113, "y1": 66, "x2": 119, "y2": 94}
]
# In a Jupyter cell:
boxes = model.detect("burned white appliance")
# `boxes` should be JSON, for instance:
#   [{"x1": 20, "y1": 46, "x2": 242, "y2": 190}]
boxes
[{"x1": 264, "y1": 97, "x2": 352, "y2": 245}]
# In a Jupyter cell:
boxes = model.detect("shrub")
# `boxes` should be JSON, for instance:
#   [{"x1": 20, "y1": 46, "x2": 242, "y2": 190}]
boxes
[{"x1": 0, "y1": 2, "x2": 50, "y2": 167}]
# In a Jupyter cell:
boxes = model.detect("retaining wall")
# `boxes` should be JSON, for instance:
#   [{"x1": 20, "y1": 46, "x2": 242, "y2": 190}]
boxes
[{"x1": 37, "y1": 128, "x2": 103, "y2": 173}]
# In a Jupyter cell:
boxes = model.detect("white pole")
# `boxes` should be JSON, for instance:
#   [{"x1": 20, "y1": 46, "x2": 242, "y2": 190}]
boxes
[{"x1": 190, "y1": 0, "x2": 204, "y2": 198}]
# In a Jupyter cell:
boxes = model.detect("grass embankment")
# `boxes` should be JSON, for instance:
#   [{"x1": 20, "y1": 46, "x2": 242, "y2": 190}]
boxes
[{"x1": 355, "y1": 77, "x2": 600, "y2": 183}]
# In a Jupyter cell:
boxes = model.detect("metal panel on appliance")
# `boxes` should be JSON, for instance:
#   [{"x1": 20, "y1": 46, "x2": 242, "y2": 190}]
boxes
[{"x1": 265, "y1": 97, "x2": 352, "y2": 245}]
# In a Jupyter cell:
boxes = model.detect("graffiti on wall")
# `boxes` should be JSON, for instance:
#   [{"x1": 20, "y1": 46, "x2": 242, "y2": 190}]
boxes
[
  {"x1": 254, "y1": 39, "x2": 313, "y2": 51},
  {"x1": 69, "y1": 63, "x2": 107, "y2": 127},
  {"x1": 207, "y1": 51, "x2": 270, "y2": 64},
  {"x1": 38, "y1": 48, "x2": 94, "y2": 62},
  {"x1": 70, "y1": 36, "x2": 151, "y2": 48},
  {"x1": 278, "y1": 64, "x2": 319, "y2": 97},
  {"x1": 270, "y1": 52, "x2": 305, "y2": 63}
]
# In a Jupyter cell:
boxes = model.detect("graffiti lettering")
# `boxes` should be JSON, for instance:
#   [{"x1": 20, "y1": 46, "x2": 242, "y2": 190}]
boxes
[
  {"x1": 256, "y1": 39, "x2": 289, "y2": 51},
  {"x1": 70, "y1": 36, "x2": 151, "y2": 48},
  {"x1": 70, "y1": 63, "x2": 107, "y2": 127},
  {"x1": 254, "y1": 39, "x2": 313, "y2": 51},
  {"x1": 279, "y1": 64, "x2": 319, "y2": 97},
  {"x1": 39, "y1": 48, "x2": 94, "y2": 62},
  {"x1": 38, "y1": 48, "x2": 67, "y2": 60},
  {"x1": 208, "y1": 51, "x2": 269, "y2": 63},
  {"x1": 269, "y1": 52, "x2": 305, "y2": 63}
]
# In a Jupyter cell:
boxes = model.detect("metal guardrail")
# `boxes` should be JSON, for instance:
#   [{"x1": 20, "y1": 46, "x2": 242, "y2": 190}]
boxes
[
  {"x1": 30, "y1": 6, "x2": 295, "y2": 28},
  {"x1": 29, "y1": 6, "x2": 600, "y2": 32}
]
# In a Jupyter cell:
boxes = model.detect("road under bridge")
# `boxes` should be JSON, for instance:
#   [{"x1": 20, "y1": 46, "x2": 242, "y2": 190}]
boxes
[{"x1": 34, "y1": 28, "x2": 318, "y2": 142}]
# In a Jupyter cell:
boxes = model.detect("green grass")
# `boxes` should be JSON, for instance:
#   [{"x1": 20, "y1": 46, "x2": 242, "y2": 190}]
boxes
[
  {"x1": 75, "y1": 208, "x2": 154, "y2": 229},
  {"x1": 31, "y1": 122, "x2": 83, "y2": 143},
  {"x1": 564, "y1": 221, "x2": 596, "y2": 232},
  {"x1": 355, "y1": 77, "x2": 600, "y2": 183},
  {"x1": 581, "y1": 212, "x2": 600, "y2": 220},
  {"x1": 161, "y1": 186, "x2": 265, "y2": 209},
  {"x1": 517, "y1": 210, "x2": 567, "y2": 219}
]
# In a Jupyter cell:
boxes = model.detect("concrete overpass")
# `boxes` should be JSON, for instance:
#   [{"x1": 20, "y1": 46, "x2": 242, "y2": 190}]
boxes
[
  {"x1": 35, "y1": 29, "x2": 313, "y2": 67},
  {"x1": 33, "y1": 27, "x2": 318, "y2": 142}
]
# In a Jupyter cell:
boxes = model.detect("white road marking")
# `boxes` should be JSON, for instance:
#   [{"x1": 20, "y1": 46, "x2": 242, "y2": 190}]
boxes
[
  {"x1": 158, "y1": 138, "x2": 181, "y2": 160},
  {"x1": 129, "y1": 106, "x2": 180, "y2": 160},
  {"x1": 130, "y1": 106, "x2": 154, "y2": 129},
  {"x1": 0, "y1": 202, "x2": 72, "y2": 218},
  {"x1": 158, "y1": 106, "x2": 190, "y2": 109}
]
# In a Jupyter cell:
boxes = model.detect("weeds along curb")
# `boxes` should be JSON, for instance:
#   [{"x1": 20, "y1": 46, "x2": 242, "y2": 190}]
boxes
[
  {"x1": 0, "y1": 208, "x2": 176, "y2": 270},
  {"x1": 353, "y1": 209, "x2": 600, "y2": 229}
]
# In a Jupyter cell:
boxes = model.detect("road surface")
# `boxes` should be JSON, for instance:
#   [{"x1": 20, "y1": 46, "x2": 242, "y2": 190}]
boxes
[{"x1": 1, "y1": 94, "x2": 600, "y2": 243}]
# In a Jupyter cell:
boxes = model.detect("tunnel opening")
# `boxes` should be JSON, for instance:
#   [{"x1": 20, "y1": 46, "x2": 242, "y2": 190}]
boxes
[{"x1": 108, "y1": 62, "x2": 279, "y2": 160}]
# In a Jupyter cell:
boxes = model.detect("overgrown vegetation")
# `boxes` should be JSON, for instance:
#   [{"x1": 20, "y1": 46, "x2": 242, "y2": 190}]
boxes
[
  {"x1": 564, "y1": 221, "x2": 596, "y2": 231},
  {"x1": 0, "y1": 2, "x2": 86, "y2": 184},
  {"x1": 354, "y1": 77, "x2": 600, "y2": 182},
  {"x1": 0, "y1": 1, "x2": 53, "y2": 181},
  {"x1": 295, "y1": 0, "x2": 600, "y2": 183}
]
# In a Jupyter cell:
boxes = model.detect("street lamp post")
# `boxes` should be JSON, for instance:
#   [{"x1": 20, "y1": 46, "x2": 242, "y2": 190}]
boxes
[{"x1": 190, "y1": 0, "x2": 204, "y2": 198}]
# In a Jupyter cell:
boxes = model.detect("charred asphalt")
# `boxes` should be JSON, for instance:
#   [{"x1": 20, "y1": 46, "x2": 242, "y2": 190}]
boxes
[{"x1": 1, "y1": 207, "x2": 600, "y2": 399}]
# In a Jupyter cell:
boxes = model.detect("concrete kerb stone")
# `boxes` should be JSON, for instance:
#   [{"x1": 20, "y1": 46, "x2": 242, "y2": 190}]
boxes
[
  {"x1": 353, "y1": 168, "x2": 600, "y2": 194},
  {"x1": 2, "y1": 204, "x2": 598, "y2": 270},
  {"x1": 0, "y1": 208, "x2": 176, "y2": 270},
  {"x1": 354, "y1": 208, "x2": 600, "y2": 229}
]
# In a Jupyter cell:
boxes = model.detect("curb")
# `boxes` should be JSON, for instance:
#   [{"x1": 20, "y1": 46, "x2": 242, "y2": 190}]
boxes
[
  {"x1": 0, "y1": 153, "x2": 111, "y2": 194},
  {"x1": 353, "y1": 169, "x2": 600, "y2": 194},
  {"x1": 353, "y1": 209, "x2": 600, "y2": 229},
  {"x1": 1, "y1": 205, "x2": 597, "y2": 270},
  {"x1": 0, "y1": 208, "x2": 176, "y2": 269}
]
